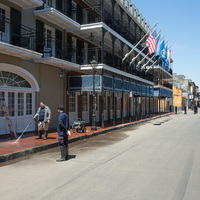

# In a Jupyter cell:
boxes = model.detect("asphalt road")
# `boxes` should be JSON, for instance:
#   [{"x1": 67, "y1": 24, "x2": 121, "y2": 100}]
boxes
[{"x1": 1, "y1": 111, "x2": 200, "y2": 200}]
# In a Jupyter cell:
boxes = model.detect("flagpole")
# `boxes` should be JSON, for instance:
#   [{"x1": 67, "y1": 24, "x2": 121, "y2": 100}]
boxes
[
  {"x1": 141, "y1": 39, "x2": 169, "y2": 70},
  {"x1": 145, "y1": 44, "x2": 172, "y2": 73},
  {"x1": 138, "y1": 34, "x2": 165, "y2": 66},
  {"x1": 122, "y1": 22, "x2": 158, "y2": 63},
  {"x1": 130, "y1": 29, "x2": 162, "y2": 66}
]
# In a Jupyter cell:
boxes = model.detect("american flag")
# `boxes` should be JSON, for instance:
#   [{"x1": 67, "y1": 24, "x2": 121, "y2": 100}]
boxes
[{"x1": 146, "y1": 29, "x2": 157, "y2": 54}]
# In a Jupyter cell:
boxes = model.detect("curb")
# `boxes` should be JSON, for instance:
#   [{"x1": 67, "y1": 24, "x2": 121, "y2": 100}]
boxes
[{"x1": 0, "y1": 113, "x2": 172, "y2": 163}]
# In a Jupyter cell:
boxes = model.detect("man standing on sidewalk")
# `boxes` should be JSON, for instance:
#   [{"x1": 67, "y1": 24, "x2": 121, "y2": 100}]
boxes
[
  {"x1": 56, "y1": 105, "x2": 69, "y2": 162},
  {"x1": 34, "y1": 102, "x2": 51, "y2": 140}
]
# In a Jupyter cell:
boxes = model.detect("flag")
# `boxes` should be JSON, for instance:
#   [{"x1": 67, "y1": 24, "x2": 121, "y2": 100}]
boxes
[
  {"x1": 155, "y1": 35, "x2": 161, "y2": 60},
  {"x1": 156, "y1": 34, "x2": 160, "y2": 46},
  {"x1": 159, "y1": 39, "x2": 165, "y2": 61},
  {"x1": 165, "y1": 45, "x2": 168, "y2": 63},
  {"x1": 167, "y1": 49, "x2": 171, "y2": 69},
  {"x1": 146, "y1": 29, "x2": 157, "y2": 54},
  {"x1": 162, "y1": 45, "x2": 168, "y2": 67}
]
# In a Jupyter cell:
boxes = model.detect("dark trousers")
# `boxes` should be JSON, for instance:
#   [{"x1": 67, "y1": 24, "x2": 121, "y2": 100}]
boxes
[{"x1": 58, "y1": 135, "x2": 68, "y2": 149}]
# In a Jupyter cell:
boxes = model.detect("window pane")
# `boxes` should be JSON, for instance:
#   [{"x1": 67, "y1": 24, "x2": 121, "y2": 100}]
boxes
[
  {"x1": 82, "y1": 92, "x2": 88, "y2": 111},
  {"x1": 18, "y1": 93, "x2": 24, "y2": 116},
  {"x1": 8, "y1": 92, "x2": 15, "y2": 116},
  {"x1": 69, "y1": 93, "x2": 75, "y2": 112},
  {"x1": 26, "y1": 93, "x2": 32, "y2": 115}
]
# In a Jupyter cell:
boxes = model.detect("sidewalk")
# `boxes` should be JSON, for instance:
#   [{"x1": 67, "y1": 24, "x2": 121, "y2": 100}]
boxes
[{"x1": 0, "y1": 113, "x2": 172, "y2": 162}]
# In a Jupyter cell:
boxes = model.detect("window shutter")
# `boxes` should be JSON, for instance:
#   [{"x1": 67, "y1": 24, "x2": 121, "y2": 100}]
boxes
[
  {"x1": 55, "y1": 29, "x2": 63, "y2": 59},
  {"x1": 36, "y1": 20, "x2": 44, "y2": 53},
  {"x1": 56, "y1": 0, "x2": 62, "y2": 12},
  {"x1": 11, "y1": 8, "x2": 21, "y2": 46}
]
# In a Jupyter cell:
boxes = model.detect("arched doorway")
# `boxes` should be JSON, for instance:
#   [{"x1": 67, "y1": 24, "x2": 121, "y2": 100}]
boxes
[{"x1": 0, "y1": 64, "x2": 39, "y2": 135}]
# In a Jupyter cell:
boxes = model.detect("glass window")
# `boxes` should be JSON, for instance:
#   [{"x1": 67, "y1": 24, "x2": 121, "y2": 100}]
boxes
[
  {"x1": 8, "y1": 92, "x2": 15, "y2": 116},
  {"x1": 18, "y1": 93, "x2": 24, "y2": 116},
  {"x1": 0, "y1": 71, "x2": 31, "y2": 88},
  {"x1": 82, "y1": 92, "x2": 88, "y2": 111},
  {"x1": 69, "y1": 93, "x2": 75, "y2": 112},
  {"x1": 26, "y1": 93, "x2": 32, "y2": 115}
]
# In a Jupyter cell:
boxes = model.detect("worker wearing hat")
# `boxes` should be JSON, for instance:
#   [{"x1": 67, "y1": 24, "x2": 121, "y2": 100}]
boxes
[{"x1": 56, "y1": 105, "x2": 69, "y2": 162}]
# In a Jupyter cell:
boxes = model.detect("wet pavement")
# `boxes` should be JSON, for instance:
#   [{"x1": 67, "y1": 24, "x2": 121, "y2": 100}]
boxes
[{"x1": 0, "y1": 113, "x2": 172, "y2": 162}]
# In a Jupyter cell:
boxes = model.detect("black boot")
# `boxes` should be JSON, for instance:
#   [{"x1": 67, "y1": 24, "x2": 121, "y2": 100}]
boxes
[
  {"x1": 65, "y1": 147, "x2": 69, "y2": 160},
  {"x1": 56, "y1": 147, "x2": 67, "y2": 162},
  {"x1": 36, "y1": 131, "x2": 42, "y2": 139},
  {"x1": 43, "y1": 131, "x2": 48, "y2": 140}
]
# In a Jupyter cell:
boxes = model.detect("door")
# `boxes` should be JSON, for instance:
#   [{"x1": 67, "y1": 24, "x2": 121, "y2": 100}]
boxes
[
  {"x1": 69, "y1": 92, "x2": 77, "y2": 125},
  {"x1": 0, "y1": 70, "x2": 36, "y2": 135},
  {"x1": 0, "y1": 90, "x2": 35, "y2": 135},
  {"x1": 82, "y1": 92, "x2": 89, "y2": 123},
  {"x1": 104, "y1": 93, "x2": 108, "y2": 121},
  {"x1": 44, "y1": 25, "x2": 55, "y2": 57}
]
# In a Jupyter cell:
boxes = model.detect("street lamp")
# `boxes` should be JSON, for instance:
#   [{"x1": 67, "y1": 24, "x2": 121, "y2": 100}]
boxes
[{"x1": 91, "y1": 57, "x2": 98, "y2": 130}]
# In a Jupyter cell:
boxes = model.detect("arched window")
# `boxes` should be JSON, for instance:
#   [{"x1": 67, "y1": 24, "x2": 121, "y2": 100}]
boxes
[{"x1": 0, "y1": 71, "x2": 31, "y2": 88}]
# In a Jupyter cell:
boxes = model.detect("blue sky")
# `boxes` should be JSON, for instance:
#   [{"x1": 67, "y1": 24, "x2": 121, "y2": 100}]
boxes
[{"x1": 131, "y1": 0, "x2": 200, "y2": 87}]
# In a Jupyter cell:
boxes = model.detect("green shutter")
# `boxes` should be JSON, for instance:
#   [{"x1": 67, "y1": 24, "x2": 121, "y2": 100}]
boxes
[
  {"x1": 36, "y1": 20, "x2": 44, "y2": 53},
  {"x1": 11, "y1": 8, "x2": 21, "y2": 46}
]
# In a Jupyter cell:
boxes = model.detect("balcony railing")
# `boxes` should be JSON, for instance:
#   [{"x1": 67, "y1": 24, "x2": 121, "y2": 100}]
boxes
[
  {"x1": 155, "y1": 80, "x2": 173, "y2": 90},
  {"x1": 37, "y1": 1, "x2": 101, "y2": 25},
  {"x1": 0, "y1": 17, "x2": 37, "y2": 52}
]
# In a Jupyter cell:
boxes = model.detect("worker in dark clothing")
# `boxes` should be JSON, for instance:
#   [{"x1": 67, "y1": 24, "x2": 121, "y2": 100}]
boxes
[{"x1": 56, "y1": 105, "x2": 69, "y2": 162}]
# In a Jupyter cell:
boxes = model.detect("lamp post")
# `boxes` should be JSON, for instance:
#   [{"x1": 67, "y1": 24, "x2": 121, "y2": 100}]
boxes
[{"x1": 91, "y1": 58, "x2": 98, "y2": 130}]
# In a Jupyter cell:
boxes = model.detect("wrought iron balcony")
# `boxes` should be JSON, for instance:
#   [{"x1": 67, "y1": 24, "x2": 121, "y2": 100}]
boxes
[
  {"x1": 0, "y1": 17, "x2": 41, "y2": 59},
  {"x1": 7, "y1": 0, "x2": 43, "y2": 9}
]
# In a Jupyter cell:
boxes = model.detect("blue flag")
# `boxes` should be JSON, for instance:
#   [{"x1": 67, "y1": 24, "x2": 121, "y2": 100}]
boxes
[
  {"x1": 155, "y1": 36, "x2": 162, "y2": 60},
  {"x1": 160, "y1": 40, "x2": 166, "y2": 61}
]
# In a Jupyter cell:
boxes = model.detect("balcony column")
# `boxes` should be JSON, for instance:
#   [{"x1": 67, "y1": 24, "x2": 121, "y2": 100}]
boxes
[
  {"x1": 121, "y1": 43, "x2": 124, "y2": 71},
  {"x1": 101, "y1": 0, "x2": 104, "y2": 22},
  {"x1": 135, "y1": 84, "x2": 138, "y2": 121},
  {"x1": 149, "y1": 88, "x2": 151, "y2": 118},
  {"x1": 121, "y1": 77, "x2": 124, "y2": 124},
  {"x1": 134, "y1": 22, "x2": 137, "y2": 43},
  {"x1": 113, "y1": 73, "x2": 115, "y2": 126},
  {"x1": 101, "y1": 69, "x2": 105, "y2": 128},
  {"x1": 120, "y1": 7, "x2": 124, "y2": 36},
  {"x1": 101, "y1": 28, "x2": 105, "y2": 128},
  {"x1": 145, "y1": 88, "x2": 147, "y2": 118},
  {"x1": 101, "y1": 28, "x2": 105, "y2": 64},
  {"x1": 111, "y1": 0, "x2": 115, "y2": 29},
  {"x1": 129, "y1": 79, "x2": 131, "y2": 122},
  {"x1": 128, "y1": 17, "x2": 131, "y2": 43},
  {"x1": 112, "y1": 36, "x2": 115, "y2": 68}
]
